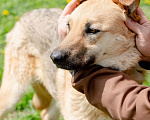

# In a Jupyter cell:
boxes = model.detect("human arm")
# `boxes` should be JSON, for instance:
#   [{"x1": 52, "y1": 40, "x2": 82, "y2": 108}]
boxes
[
  {"x1": 72, "y1": 65, "x2": 150, "y2": 120},
  {"x1": 71, "y1": 8, "x2": 150, "y2": 120}
]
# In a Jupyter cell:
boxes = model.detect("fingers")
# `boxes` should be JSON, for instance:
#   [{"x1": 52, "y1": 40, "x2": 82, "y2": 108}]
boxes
[
  {"x1": 125, "y1": 17, "x2": 141, "y2": 34},
  {"x1": 137, "y1": 7, "x2": 149, "y2": 25},
  {"x1": 58, "y1": 0, "x2": 77, "y2": 40},
  {"x1": 58, "y1": 14, "x2": 71, "y2": 41},
  {"x1": 60, "y1": 0, "x2": 77, "y2": 19},
  {"x1": 125, "y1": 7, "x2": 150, "y2": 35}
]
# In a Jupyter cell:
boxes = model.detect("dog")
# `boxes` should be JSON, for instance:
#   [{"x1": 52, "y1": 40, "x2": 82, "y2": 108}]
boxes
[
  {"x1": 0, "y1": 0, "x2": 147, "y2": 120},
  {"x1": 0, "y1": 8, "x2": 62, "y2": 120}
]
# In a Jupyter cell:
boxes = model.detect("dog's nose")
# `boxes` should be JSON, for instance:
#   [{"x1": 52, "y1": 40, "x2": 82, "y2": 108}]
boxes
[{"x1": 50, "y1": 50, "x2": 67, "y2": 65}]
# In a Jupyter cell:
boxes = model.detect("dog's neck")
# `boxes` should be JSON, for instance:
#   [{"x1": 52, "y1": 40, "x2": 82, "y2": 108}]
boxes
[{"x1": 98, "y1": 47, "x2": 141, "y2": 71}]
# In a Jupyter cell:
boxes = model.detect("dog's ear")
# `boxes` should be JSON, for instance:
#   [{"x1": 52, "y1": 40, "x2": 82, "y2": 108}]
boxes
[
  {"x1": 113, "y1": 0, "x2": 140, "y2": 21},
  {"x1": 77, "y1": 0, "x2": 87, "y2": 5},
  {"x1": 118, "y1": 0, "x2": 136, "y2": 6}
]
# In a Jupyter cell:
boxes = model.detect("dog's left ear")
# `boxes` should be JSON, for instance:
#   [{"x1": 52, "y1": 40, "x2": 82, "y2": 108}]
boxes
[
  {"x1": 113, "y1": 0, "x2": 140, "y2": 21},
  {"x1": 77, "y1": 0, "x2": 87, "y2": 5}
]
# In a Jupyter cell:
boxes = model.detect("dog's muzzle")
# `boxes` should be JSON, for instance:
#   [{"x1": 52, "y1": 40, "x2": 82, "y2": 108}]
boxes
[
  {"x1": 50, "y1": 49, "x2": 68, "y2": 66},
  {"x1": 50, "y1": 48, "x2": 95, "y2": 70}
]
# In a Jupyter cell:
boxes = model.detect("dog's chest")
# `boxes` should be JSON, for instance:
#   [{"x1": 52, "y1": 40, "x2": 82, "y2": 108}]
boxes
[{"x1": 56, "y1": 69, "x2": 112, "y2": 120}]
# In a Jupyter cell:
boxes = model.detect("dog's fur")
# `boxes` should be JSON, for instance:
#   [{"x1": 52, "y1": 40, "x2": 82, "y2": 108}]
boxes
[
  {"x1": 0, "y1": 8, "x2": 62, "y2": 120},
  {"x1": 0, "y1": 0, "x2": 147, "y2": 120}
]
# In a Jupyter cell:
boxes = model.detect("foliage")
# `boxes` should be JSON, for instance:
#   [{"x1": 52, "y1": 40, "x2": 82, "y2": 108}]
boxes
[{"x1": 15, "y1": 88, "x2": 34, "y2": 111}]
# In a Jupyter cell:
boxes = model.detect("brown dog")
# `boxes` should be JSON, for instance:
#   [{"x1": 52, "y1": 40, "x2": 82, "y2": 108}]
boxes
[{"x1": 0, "y1": 0, "x2": 146, "y2": 120}]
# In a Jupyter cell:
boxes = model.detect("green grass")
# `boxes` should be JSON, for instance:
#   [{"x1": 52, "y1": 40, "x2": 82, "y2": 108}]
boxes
[
  {"x1": 5, "y1": 88, "x2": 41, "y2": 120},
  {"x1": 140, "y1": 0, "x2": 150, "y2": 20},
  {"x1": 0, "y1": 0, "x2": 150, "y2": 120}
]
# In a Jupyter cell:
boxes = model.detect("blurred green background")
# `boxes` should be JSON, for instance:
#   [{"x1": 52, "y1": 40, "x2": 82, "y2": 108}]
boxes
[{"x1": 0, "y1": 0, "x2": 150, "y2": 119}]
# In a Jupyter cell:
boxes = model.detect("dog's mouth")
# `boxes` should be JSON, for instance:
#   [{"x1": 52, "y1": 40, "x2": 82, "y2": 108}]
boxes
[{"x1": 50, "y1": 49, "x2": 95, "y2": 70}]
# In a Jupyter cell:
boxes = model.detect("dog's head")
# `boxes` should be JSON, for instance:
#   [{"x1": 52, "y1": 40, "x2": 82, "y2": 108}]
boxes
[{"x1": 51, "y1": 0, "x2": 141, "y2": 71}]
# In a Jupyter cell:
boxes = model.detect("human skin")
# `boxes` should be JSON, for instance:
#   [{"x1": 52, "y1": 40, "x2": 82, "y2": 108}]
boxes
[
  {"x1": 125, "y1": 7, "x2": 150, "y2": 60},
  {"x1": 58, "y1": 0, "x2": 77, "y2": 40}
]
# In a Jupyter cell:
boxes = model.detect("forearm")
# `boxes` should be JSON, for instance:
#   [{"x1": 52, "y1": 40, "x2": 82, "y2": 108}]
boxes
[{"x1": 72, "y1": 65, "x2": 150, "y2": 120}]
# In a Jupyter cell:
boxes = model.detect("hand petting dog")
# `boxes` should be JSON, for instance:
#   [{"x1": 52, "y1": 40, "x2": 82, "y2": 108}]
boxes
[
  {"x1": 58, "y1": 0, "x2": 77, "y2": 40},
  {"x1": 125, "y1": 7, "x2": 150, "y2": 60}
]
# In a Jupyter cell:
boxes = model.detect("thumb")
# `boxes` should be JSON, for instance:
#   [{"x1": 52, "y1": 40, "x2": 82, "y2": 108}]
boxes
[
  {"x1": 58, "y1": 15, "x2": 71, "y2": 41},
  {"x1": 125, "y1": 17, "x2": 142, "y2": 35}
]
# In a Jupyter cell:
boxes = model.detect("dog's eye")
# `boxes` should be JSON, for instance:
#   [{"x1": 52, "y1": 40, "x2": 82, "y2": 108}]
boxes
[{"x1": 86, "y1": 28, "x2": 100, "y2": 35}]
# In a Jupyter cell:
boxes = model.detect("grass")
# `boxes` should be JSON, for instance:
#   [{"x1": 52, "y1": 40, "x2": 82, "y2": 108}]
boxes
[{"x1": 0, "y1": 0, "x2": 150, "y2": 119}]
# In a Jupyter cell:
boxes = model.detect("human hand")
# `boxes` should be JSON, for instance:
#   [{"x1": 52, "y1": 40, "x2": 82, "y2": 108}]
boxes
[
  {"x1": 125, "y1": 7, "x2": 150, "y2": 60},
  {"x1": 58, "y1": 0, "x2": 77, "y2": 41}
]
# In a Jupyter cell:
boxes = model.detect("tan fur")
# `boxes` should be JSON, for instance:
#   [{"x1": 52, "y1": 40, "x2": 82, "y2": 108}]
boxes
[
  {"x1": 0, "y1": 0, "x2": 146, "y2": 120},
  {"x1": 0, "y1": 8, "x2": 61, "y2": 120}
]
